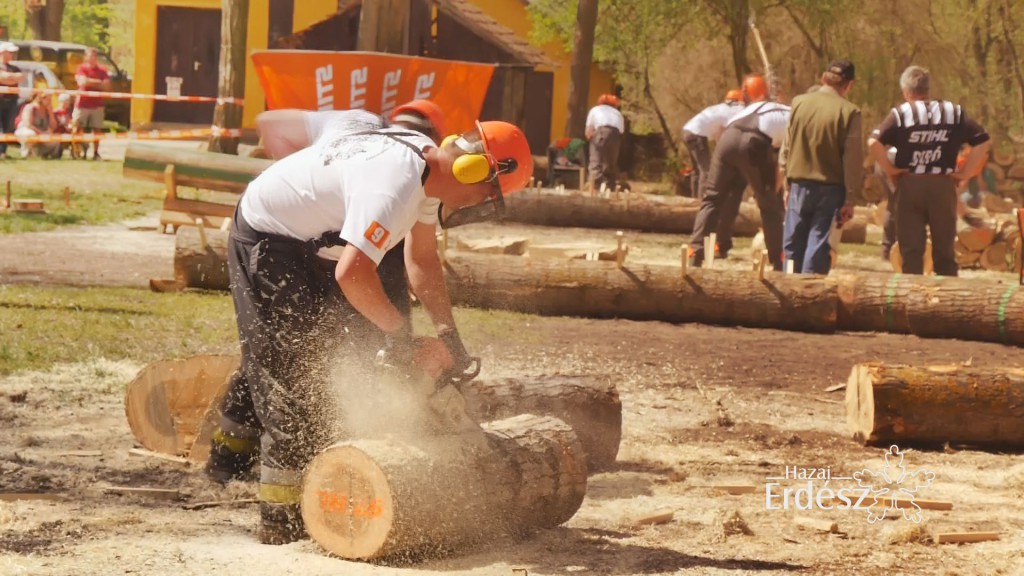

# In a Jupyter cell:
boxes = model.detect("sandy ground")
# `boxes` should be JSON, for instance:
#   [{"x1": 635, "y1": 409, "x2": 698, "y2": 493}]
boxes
[{"x1": 2, "y1": 213, "x2": 1024, "y2": 576}]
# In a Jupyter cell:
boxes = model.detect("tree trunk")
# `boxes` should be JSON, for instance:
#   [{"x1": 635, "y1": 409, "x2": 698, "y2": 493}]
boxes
[
  {"x1": 302, "y1": 414, "x2": 587, "y2": 560},
  {"x1": 444, "y1": 253, "x2": 838, "y2": 333},
  {"x1": 123, "y1": 142, "x2": 270, "y2": 194},
  {"x1": 174, "y1": 226, "x2": 231, "y2": 290},
  {"x1": 834, "y1": 271, "x2": 1024, "y2": 345},
  {"x1": 209, "y1": 0, "x2": 249, "y2": 155},
  {"x1": 26, "y1": 0, "x2": 64, "y2": 41},
  {"x1": 504, "y1": 189, "x2": 763, "y2": 236},
  {"x1": 564, "y1": 0, "x2": 598, "y2": 139},
  {"x1": 461, "y1": 376, "x2": 621, "y2": 471},
  {"x1": 357, "y1": 0, "x2": 409, "y2": 54},
  {"x1": 846, "y1": 363, "x2": 1024, "y2": 447}
]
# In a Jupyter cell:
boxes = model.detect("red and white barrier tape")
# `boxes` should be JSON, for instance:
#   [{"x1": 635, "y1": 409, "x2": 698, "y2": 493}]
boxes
[
  {"x1": 0, "y1": 86, "x2": 244, "y2": 106},
  {"x1": 1, "y1": 127, "x2": 244, "y2": 143}
]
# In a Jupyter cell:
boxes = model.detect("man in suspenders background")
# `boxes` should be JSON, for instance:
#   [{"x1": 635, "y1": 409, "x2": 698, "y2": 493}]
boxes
[{"x1": 688, "y1": 74, "x2": 790, "y2": 270}]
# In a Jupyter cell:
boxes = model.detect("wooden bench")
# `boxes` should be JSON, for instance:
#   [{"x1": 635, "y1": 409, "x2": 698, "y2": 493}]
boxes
[{"x1": 123, "y1": 142, "x2": 271, "y2": 233}]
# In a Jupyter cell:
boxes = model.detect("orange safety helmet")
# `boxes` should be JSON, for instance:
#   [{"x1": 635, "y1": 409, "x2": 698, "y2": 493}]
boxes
[
  {"x1": 478, "y1": 120, "x2": 533, "y2": 195},
  {"x1": 725, "y1": 89, "x2": 744, "y2": 102},
  {"x1": 597, "y1": 93, "x2": 621, "y2": 109},
  {"x1": 391, "y1": 99, "x2": 446, "y2": 143},
  {"x1": 743, "y1": 74, "x2": 769, "y2": 102}
]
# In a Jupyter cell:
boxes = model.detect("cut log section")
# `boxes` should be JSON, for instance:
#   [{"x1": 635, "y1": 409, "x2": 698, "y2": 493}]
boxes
[
  {"x1": 174, "y1": 227, "x2": 231, "y2": 290},
  {"x1": 124, "y1": 356, "x2": 622, "y2": 472},
  {"x1": 460, "y1": 376, "x2": 621, "y2": 470},
  {"x1": 123, "y1": 142, "x2": 270, "y2": 195},
  {"x1": 124, "y1": 355, "x2": 239, "y2": 456},
  {"x1": 301, "y1": 414, "x2": 587, "y2": 560},
  {"x1": 503, "y1": 189, "x2": 764, "y2": 236},
  {"x1": 454, "y1": 237, "x2": 529, "y2": 255},
  {"x1": 846, "y1": 363, "x2": 1024, "y2": 447}
]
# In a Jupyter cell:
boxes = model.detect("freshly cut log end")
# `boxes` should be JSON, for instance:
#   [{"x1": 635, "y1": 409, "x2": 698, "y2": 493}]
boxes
[
  {"x1": 124, "y1": 355, "x2": 239, "y2": 456},
  {"x1": 461, "y1": 376, "x2": 622, "y2": 471},
  {"x1": 302, "y1": 414, "x2": 587, "y2": 561},
  {"x1": 845, "y1": 363, "x2": 1024, "y2": 447}
]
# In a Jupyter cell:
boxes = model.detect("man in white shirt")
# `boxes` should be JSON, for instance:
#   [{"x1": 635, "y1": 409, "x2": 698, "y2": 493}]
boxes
[
  {"x1": 209, "y1": 118, "x2": 533, "y2": 545},
  {"x1": 689, "y1": 75, "x2": 790, "y2": 270},
  {"x1": 585, "y1": 93, "x2": 625, "y2": 192},
  {"x1": 682, "y1": 89, "x2": 744, "y2": 198}
]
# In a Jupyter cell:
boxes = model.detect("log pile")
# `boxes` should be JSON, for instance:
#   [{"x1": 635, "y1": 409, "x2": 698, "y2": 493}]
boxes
[
  {"x1": 954, "y1": 214, "x2": 1021, "y2": 274},
  {"x1": 846, "y1": 363, "x2": 1024, "y2": 447}
]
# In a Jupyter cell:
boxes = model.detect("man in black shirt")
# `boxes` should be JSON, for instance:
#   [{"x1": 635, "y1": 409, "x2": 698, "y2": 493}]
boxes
[
  {"x1": 868, "y1": 65, "x2": 991, "y2": 276},
  {"x1": 0, "y1": 42, "x2": 24, "y2": 160}
]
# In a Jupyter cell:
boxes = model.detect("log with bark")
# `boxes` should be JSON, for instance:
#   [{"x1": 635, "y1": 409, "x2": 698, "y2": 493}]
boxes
[
  {"x1": 503, "y1": 189, "x2": 764, "y2": 236},
  {"x1": 123, "y1": 142, "x2": 270, "y2": 194},
  {"x1": 124, "y1": 355, "x2": 622, "y2": 472},
  {"x1": 444, "y1": 253, "x2": 839, "y2": 333},
  {"x1": 301, "y1": 414, "x2": 587, "y2": 560},
  {"x1": 846, "y1": 363, "x2": 1024, "y2": 447}
]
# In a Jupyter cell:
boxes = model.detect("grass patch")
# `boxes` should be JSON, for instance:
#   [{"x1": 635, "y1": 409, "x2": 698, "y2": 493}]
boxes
[
  {"x1": 0, "y1": 283, "x2": 543, "y2": 375},
  {"x1": 0, "y1": 284, "x2": 237, "y2": 375},
  {"x1": 0, "y1": 159, "x2": 165, "y2": 234}
]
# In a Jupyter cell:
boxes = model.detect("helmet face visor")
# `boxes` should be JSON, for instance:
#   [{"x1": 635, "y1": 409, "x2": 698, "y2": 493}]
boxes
[{"x1": 437, "y1": 182, "x2": 506, "y2": 229}]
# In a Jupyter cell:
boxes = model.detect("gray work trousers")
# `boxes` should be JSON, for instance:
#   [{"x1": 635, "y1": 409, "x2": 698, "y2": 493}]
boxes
[
  {"x1": 683, "y1": 131, "x2": 711, "y2": 199},
  {"x1": 589, "y1": 126, "x2": 621, "y2": 192}
]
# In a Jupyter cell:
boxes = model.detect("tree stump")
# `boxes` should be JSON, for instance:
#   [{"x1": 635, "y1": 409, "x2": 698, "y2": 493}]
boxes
[
  {"x1": 174, "y1": 227, "x2": 231, "y2": 290},
  {"x1": 301, "y1": 414, "x2": 587, "y2": 560},
  {"x1": 846, "y1": 363, "x2": 1024, "y2": 447}
]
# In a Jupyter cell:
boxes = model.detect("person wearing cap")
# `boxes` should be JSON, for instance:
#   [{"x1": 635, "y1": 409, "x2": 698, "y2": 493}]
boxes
[
  {"x1": 688, "y1": 74, "x2": 790, "y2": 269},
  {"x1": 779, "y1": 59, "x2": 863, "y2": 275},
  {"x1": 868, "y1": 65, "x2": 991, "y2": 276},
  {"x1": 0, "y1": 42, "x2": 24, "y2": 160},
  {"x1": 73, "y1": 47, "x2": 110, "y2": 161},
  {"x1": 681, "y1": 89, "x2": 745, "y2": 198},
  {"x1": 585, "y1": 93, "x2": 625, "y2": 193},
  {"x1": 206, "y1": 115, "x2": 533, "y2": 545}
]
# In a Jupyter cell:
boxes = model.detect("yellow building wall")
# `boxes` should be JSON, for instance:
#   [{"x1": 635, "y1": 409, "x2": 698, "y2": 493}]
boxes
[
  {"x1": 132, "y1": 0, "x2": 335, "y2": 129},
  {"x1": 468, "y1": 0, "x2": 615, "y2": 143}
]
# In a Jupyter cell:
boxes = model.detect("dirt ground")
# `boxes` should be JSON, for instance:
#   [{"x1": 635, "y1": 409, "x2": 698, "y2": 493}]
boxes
[{"x1": 2, "y1": 213, "x2": 1023, "y2": 576}]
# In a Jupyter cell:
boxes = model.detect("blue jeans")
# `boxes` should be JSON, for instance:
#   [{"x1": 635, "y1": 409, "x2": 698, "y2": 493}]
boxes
[{"x1": 783, "y1": 181, "x2": 845, "y2": 274}]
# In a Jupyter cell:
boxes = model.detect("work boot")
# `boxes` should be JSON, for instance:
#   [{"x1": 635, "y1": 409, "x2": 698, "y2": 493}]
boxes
[
  {"x1": 258, "y1": 502, "x2": 307, "y2": 545},
  {"x1": 204, "y1": 430, "x2": 259, "y2": 484}
]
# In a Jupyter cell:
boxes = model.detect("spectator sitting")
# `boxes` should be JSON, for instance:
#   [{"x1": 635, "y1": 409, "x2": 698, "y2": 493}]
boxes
[
  {"x1": 15, "y1": 93, "x2": 61, "y2": 159},
  {"x1": 547, "y1": 136, "x2": 587, "y2": 187}
]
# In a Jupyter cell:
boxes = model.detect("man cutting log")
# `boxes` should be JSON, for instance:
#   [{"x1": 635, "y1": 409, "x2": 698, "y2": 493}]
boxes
[{"x1": 203, "y1": 105, "x2": 534, "y2": 544}]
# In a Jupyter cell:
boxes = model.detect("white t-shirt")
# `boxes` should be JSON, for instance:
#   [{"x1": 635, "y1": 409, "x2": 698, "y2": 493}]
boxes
[
  {"x1": 304, "y1": 109, "x2": 386, "y2": 145},
  {"x1": 239, "y1": 128, "x2": 438, "y2": 265},
  {"x1": 585, "y1": 104, "x2": 624, "y2": 132},
  {"x1": 683, "y1": 101, "x2": 743, "y2": 140},
  {"x1": 727, "y1": 101, "x2": 792, "y2": 148}
]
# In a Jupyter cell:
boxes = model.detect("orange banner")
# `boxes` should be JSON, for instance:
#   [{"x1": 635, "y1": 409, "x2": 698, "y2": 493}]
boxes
[{"x1": 251, "y1": 50, "x2": 495, "y2": 136}]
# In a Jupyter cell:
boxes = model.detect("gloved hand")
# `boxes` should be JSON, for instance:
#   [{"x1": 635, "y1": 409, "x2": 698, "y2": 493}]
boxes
[
  {"x1": 437, "y1": 327, "x2": 480, "y2": 384},
  {"x1": 375, "y1": 328, "x2": 415, "y2": 372}
]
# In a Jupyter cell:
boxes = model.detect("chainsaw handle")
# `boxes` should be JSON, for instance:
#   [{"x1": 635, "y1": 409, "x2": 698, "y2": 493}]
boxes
[{"x1": 442, "y1": 356, "x2": 481, "y2": 386}]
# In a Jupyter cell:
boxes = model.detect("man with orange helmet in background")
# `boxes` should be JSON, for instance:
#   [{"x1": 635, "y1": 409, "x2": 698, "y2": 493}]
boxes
[
  {"x1": 688, "y1": 74, "x2": 790, "y2": 269},
  {"x1": 585, "y1": 93, "x2": 625, "y2": 193},
  {"x1": 204, "y1": 96, "x2": 533, "y2": 544},
  {"x1": 682, "y1": 88, "x2": 746, "y2": 198}
]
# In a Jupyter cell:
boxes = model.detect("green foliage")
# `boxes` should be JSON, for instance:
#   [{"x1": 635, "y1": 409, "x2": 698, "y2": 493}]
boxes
[
  {"x1": 63, "y1": 0, "x2": 112, "y2": 52},
  {"x1": 0, "y1": 159, "x2": 164, "y2": 234}
]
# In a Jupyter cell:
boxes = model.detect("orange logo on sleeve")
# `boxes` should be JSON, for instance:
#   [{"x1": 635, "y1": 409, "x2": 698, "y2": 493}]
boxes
[{"x1": 364, "y1": 221, "x2": 391, "y2": 249}]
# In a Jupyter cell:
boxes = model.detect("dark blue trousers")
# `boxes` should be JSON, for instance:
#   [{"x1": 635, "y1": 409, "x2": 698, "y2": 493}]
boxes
[{"x1": 783, "y1": 181, "x2": 845, "y2": 274}]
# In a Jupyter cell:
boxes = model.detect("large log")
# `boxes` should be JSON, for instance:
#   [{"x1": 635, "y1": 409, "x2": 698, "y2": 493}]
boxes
[
  {"x1": 123, "y1": 355, "x2": 622, "y2": 472},
  {"x1": 846, "y1": 363, "x2": 1024, "y2": 447},
  {"x1": 503, "y1": 189, "x2": 764, "y2": 236},
  {"x1": 444, "y1": 253, "x2": 838, "y2": 333},
  {"x1": 123, "y1": 142, "x2": 270, "y2": 194},
  {"x1": 301, "y1": 414, "x2": 587, "y2": 560},
  {"x1": 174, "y1": 226, "x2": 231, "y2": 290},
  {"x1": 124, "y1": 355, "x2": 239, "y2": 456},
  {"x1": 460, "y1": 376, "x2": 621, "y2": 470},
  {"x1": 834, "y1": 271, "x2": 1024, "y2": 345}
]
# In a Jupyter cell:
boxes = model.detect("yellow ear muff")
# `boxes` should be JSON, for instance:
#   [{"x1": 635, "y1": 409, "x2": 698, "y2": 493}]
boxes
[
  {"x1": 440, "y1": 134, "x2": 459, "y2": 149},
  {"x1": 452, "y1": 154, "x2": 491, "y2": 185}
]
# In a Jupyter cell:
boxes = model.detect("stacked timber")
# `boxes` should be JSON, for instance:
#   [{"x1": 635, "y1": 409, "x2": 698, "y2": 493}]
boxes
[
  {"x1": 954, "y1": 215, "x2": 1021, "y2": 273},
  {"x1": 846, "y1": 363, "x2": 1024, "y2": 448}
]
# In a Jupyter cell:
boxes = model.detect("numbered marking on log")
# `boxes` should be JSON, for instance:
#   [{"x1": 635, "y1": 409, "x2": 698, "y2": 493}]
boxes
[{"x1": 317, "y1": 489, "x2": 385, "y2": 519}]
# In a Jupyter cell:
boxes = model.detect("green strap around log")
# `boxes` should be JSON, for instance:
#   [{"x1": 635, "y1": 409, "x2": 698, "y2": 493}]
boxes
[{"x1": 123, "y1": 142, "x2": 272, "y2": 194}]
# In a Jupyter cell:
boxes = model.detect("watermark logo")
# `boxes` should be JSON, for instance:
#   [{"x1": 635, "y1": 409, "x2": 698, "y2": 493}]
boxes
[
  {"x1": 765, "y1": 444, "x2": 934, "y2": 524},
  {"x1": 854, "y1": 444, "x2": 935, "y2": 523}
]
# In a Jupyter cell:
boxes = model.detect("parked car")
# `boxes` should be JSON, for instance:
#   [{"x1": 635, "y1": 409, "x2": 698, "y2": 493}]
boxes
[
  {"x1": 12, "y1": 60, "x2": 63, "y2": 108},
  {"x1": 10, "y1": 39, "x2": 131, "y2": 129}
]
